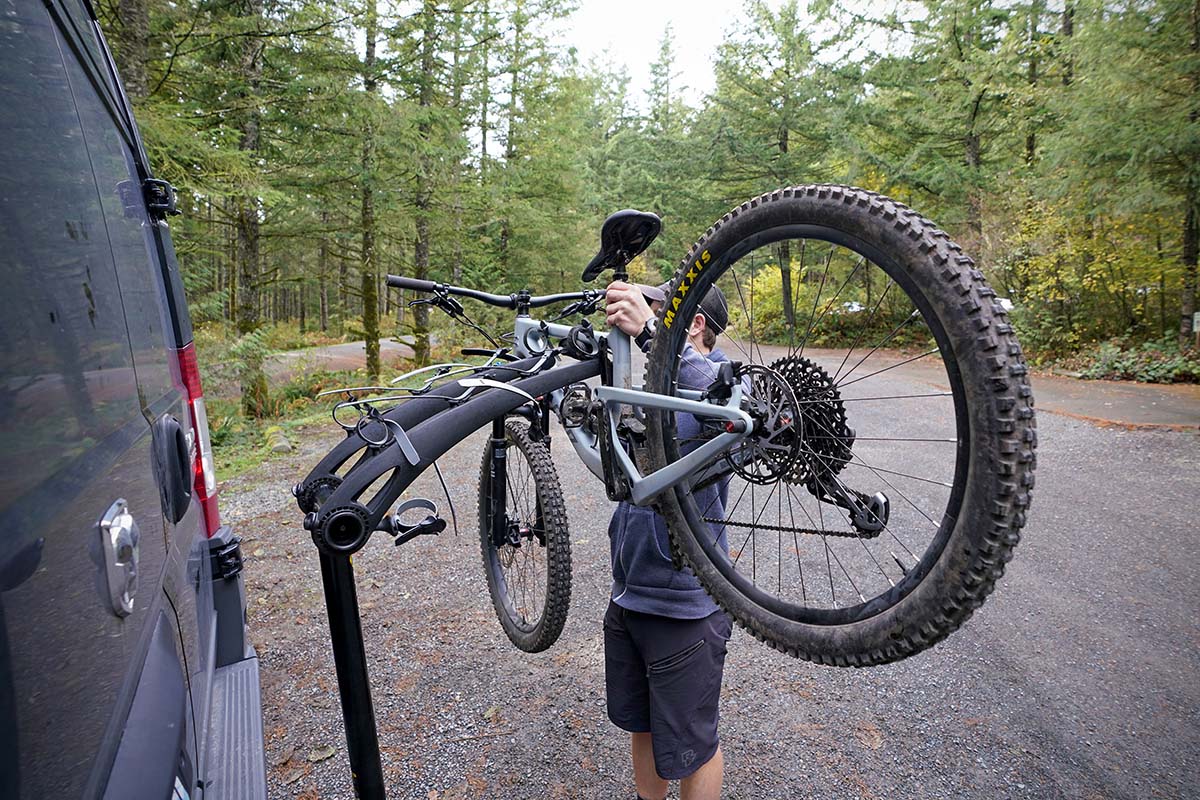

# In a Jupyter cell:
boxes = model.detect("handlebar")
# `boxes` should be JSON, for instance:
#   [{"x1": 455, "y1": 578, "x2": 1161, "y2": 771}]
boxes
[{"x1": 387, "y1": 274, "x2": 598, "y2": 310}]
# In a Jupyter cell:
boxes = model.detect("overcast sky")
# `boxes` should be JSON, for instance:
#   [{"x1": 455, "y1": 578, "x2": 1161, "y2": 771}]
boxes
[{"x1": 557, "y1": 0, "x2": 796, "y2": 108}]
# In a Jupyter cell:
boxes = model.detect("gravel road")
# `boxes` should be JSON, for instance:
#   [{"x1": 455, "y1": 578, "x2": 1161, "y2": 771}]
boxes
[{"x1": 225, "y1": 382, "x2": 1200, "y2": 799}]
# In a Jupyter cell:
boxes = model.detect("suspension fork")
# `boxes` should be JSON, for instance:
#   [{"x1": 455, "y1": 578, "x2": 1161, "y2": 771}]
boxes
[
  {"x1": 488, "y1": 416, "x2": 509, "y2": 548},
  {"x1": 540, "y1": 394, "x2": 552, "y2": 443}
]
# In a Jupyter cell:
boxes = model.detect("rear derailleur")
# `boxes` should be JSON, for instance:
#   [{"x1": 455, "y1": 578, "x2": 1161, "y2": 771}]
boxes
[{"x1": 808, "y1": 476, "x2": 890, "y2": 537}]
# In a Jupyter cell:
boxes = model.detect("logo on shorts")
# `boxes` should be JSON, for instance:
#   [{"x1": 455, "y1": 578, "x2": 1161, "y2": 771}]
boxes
[{"x1": 681, "y1": 749, "x2": 697, "y2": 768}]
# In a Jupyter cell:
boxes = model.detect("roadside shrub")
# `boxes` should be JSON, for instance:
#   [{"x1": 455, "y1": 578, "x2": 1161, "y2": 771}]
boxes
[
  {"x1": 278, "y1": 369, "x2": 365, "y2": 404},
  {"x1": 1008, "y1": 303, "x2": 1082, "y2": 365},
  {"x1": 230, "y1": 329, "x2": 271, "y2": 418},
  {"x1": 258, "y1": 321, "x2": 344, "y2": 352},
  {"x1": 1080, "y1": 338, "x2": 1200, "y2": 383}
]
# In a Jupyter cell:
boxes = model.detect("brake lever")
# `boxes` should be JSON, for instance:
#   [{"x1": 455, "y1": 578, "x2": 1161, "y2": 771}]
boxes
[
  {"x1": 408, "y1": 291, "x2": 465, "y2": 318},
  {"x1": 551, "y1": 290, "x2": 602, "y2": 322}
]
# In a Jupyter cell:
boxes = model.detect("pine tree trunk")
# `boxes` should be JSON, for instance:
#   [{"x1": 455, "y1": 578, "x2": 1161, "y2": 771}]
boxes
[
  {"x1": 499, "y1": 4, "x2": 523, "y2": 280},
  {"x1": 964, "y1": 128, "x2": 983, "y2": 250},
  {"x1": 1182, "y1": 0, "x2": 1199, "y2": 348},
  {"x1": 234, "y1": 0, "x2": 264, "y2": 337},
  {"x1": 114, "y1": 0, "x2": 150, "y2": 100},
  {"x1": 226, "y1": 198, "x2": 236, "y2": 322},
  {"x1": 360, "y1": 0, "x2": 381, "y2": 380},
  {"x1": 412, "y1": 0, "x2": 439, "y2": 367},
  {"x1": 1182, "y1": 191, "x2": 1198, "y2": 347},
  {"x1": 451, "y1": 0, "x2": 466, "y2": 284},
  {"x1": 1026, "y1": 0, "x2": 1040, "y2": 167},
  {"x1": 1062, "y1": 2, "x2": 1075, "y2": 87},
  {"x1": 480, "y1": 0, "x2": 491, "y2": 164},
  {"x1": 338, "y1": 255, "x2": 348, "y2": 334},
  {"x1": 395, "y1": 237, "x2": 406, "y2": 328},
  {"x1": 319, "y1": 210, "x2": 329, "y2": 332},
  {"x1": 235, "y1": 202, "x2": 260, "y2": 334}
]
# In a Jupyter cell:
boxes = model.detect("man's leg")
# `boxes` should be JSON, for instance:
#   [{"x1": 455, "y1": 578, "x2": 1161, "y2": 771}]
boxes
[
  {"x1": 631, "y1": 732, "x2": 668, "y2": 800},
  {"x1": 639, "y1": 610, "x2": 731, "y2": 797},
  {"x1": 679, "y1": 745, "x2": 723, "y2": 800},
  {"x1": 606, "y1": 602, "x2": 658, "y2": 799}
]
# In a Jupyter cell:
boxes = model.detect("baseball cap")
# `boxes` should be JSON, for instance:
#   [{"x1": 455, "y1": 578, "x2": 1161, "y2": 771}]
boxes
[
  {"x1": 648, "y1": 280, "x2": 729, "y2": 335},
  {"x1": 637, "y1": 283, "x2": 667, "y2": 305}
]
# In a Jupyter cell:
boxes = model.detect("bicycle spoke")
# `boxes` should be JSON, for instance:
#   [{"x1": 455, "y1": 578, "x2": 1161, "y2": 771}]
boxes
[
  {"x1": 728, "y1": 271, "x2": 764, "y2": 367},
  {"x1": 795, "y1": 247, "x2": 833, "y2": 360},
  {"x1": 836, "y1": 309, "x2": 921, "y2": 386},
  {"x1": 784, "y1": 482, "x2": 807, "y2": 603},
  {"x1": 837, "y1": 347, "x2": 940, "y2": 390},
  {"x1": 798, "y1": 402, "x2": 945, "y2": 535},
  {"x1": 839, "y1": 460, "x2": 953, "y2": 488},
  {"x1": 785, "y1": 239, "x2": 802, "y2": 362},
  {"x1": 808, "y1": 392, "x2": 952, "y2": 404},
  {"x1": 833, "y1": 280, "x2": 894, "y2": 382},
  {"x1": 810, "y1": 435, "x2": 956, "y2": 443},
  {"x1": 813, "y1": 483, "x2": 835, "y2": 603},
  {"x1": 777, "y1": 481, "x2": 782, "y2": 592},
  {"x1": 798, "y1": 253, "x2": 866, "y2": 358}
]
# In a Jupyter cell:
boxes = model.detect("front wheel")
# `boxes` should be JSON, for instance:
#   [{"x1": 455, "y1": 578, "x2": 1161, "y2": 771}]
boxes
[
  {"x1": 479, "y1": 418, "x2": 571, "y2": 653},
  {"x1": 644, "y1": 185, "x2": 1036, "y2": 666}
]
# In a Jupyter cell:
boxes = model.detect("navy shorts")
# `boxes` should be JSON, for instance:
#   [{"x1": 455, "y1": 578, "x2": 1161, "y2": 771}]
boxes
[{"x1": 603, "y1": 600, "x2": 732, "y2": 780}]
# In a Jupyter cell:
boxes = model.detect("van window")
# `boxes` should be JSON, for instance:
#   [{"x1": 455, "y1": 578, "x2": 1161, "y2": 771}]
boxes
[
  {"x1": 0, "y1": 0, "x2": 142, "y2": 504},
  {"x1": 60, "y1": 23, "x2": 176, "y2": 409}
]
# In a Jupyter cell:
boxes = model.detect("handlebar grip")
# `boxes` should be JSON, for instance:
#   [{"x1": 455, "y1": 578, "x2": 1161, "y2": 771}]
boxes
[{"x1": 386, "y1": 275, "x2": 437, "y2": 293}]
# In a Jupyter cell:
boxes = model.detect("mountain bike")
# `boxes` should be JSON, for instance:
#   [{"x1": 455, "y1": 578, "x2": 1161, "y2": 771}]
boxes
[{"x1": 295, "y1": 184, "x2": 1037, "y2": 798}]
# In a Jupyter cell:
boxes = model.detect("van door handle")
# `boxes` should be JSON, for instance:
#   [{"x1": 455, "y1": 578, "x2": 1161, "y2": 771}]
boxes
[
  {"x1": 152, "y1": 415, "x2": 192, "y2": 524},
  {"x1": 99, "y1": 499, "x2": 139, "y2": 617}
]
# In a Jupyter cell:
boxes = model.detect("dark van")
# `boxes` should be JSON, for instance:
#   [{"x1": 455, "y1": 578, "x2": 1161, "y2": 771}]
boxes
[{"x1": 0, "y1": 1, "x2": 266, "y2": 797}]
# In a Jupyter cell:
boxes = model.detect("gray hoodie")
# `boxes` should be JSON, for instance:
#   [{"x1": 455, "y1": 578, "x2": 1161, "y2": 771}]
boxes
[{"x1": 608, "y1": 345, "x2": 731, "y2": 619}]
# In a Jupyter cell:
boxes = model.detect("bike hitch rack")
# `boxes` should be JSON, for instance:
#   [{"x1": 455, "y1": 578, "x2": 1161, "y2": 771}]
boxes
[{"x1": 297, "y1": 356, "x2": 600, "y2": 799}]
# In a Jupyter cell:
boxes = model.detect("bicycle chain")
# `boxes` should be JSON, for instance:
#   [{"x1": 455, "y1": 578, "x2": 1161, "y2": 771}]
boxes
[{"x1": 703, "y1": 516, "x2": 880, "y2": 540}]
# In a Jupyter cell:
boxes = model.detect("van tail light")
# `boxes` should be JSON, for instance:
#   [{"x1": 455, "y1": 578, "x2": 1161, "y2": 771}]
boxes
[{"x1": 174, "y1": 342, "x2": 220, "y2": 536}]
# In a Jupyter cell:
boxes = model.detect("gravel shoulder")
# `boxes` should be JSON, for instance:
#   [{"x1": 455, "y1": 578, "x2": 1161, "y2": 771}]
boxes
[{"x1": 224, "y1": 409, "x2": 1200, "y2": 799}]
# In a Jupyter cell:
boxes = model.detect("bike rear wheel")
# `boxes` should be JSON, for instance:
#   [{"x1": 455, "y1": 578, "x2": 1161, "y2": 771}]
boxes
[
  {"x1": 643, "y1": 185, "x2": 1036, "y2": 666},
  {"x1": 478, "y1": 418, "x2": 571, "y2": 653}
]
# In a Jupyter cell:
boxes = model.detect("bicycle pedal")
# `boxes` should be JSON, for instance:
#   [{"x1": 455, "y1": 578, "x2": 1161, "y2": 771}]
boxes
[{"x1": 617, "y1": 413, "x2": 646, "y2": 442}]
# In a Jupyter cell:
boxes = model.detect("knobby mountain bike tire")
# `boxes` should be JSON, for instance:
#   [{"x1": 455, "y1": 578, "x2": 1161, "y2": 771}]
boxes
[
  {"x1": 478, "y1": 418, "x2": 572, "y2": 653},
  {"x1": 643, "y1": 185, "x2": 1036, "y2": 666}
]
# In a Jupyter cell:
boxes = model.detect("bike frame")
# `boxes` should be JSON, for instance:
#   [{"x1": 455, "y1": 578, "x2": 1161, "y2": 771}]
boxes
[
  {"x1": 511, "y1": 316, "x2": 751, "y2": 506},
  {"x1": 298, "y1": 280, "x2": 753, "y2": 799}
]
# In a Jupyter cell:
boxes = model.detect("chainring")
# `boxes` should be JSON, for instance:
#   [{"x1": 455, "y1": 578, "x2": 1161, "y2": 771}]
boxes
[{"x1": 768, "y1": 356, "x2": 854, "y2": 484}]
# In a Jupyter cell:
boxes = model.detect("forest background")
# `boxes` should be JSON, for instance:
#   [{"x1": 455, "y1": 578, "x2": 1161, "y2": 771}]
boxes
[{"x1": 96, "y1": 0, "x2": 1199, "y2": 427}]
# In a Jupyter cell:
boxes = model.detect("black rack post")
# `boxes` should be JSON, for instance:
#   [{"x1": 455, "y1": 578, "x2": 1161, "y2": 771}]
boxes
[{"x1": 318, "y1": 552, "x2": 385, "y2": 799}]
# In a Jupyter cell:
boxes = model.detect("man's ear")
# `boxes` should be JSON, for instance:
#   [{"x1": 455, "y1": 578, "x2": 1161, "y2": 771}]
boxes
[{"x1": 690, "y1": 313, "x2": 706, "y2": 335}]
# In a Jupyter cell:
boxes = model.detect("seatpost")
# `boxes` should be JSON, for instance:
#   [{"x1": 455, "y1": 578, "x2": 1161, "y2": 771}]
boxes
[{"x1": 609, "y1": 264, "x2": 633, "y2": 389}]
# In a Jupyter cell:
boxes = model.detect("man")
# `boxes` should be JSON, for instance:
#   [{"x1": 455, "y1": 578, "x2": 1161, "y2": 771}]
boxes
[{"x1": 602, "y1": 279, "x2": 734, "y2": 800}]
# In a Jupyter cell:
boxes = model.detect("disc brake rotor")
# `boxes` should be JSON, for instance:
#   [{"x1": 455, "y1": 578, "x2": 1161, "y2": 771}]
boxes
[{"x1": 727, "y1": 364, "x2": 803, "y2": 485}]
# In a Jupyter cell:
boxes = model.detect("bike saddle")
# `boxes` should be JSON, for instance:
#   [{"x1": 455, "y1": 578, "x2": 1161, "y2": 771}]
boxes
[{"x1": 582, "y1": 209, "x2": 662, "y2": 282}]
